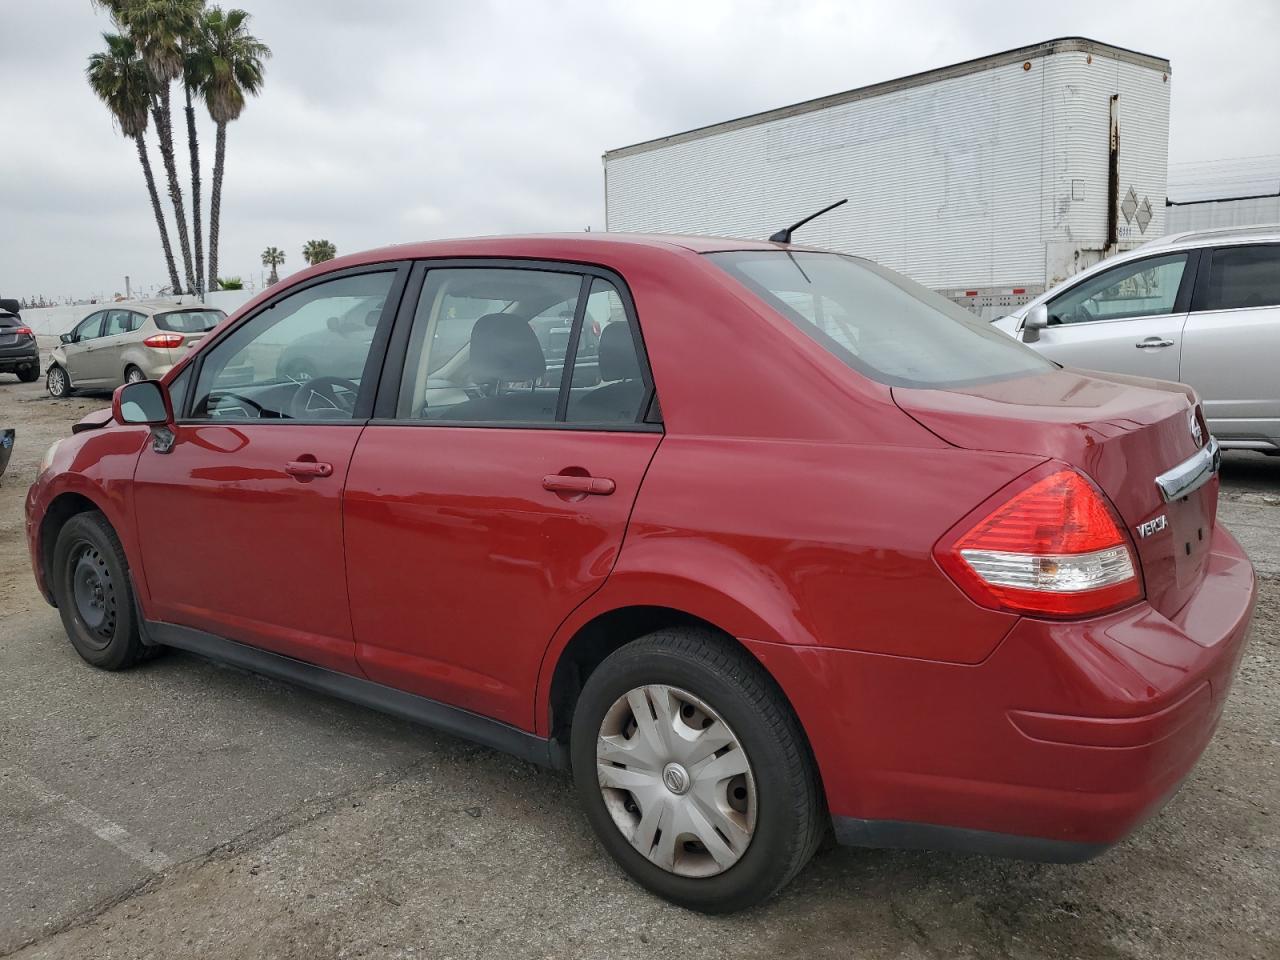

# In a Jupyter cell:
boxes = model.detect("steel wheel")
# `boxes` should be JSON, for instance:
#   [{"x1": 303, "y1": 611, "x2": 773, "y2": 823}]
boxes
[
  {"x1": 596, "y1": 684, "x2": 757, "y2": 878},
  {"x1": 68, "y1": 541, "x2": 117, "y2": 651}
]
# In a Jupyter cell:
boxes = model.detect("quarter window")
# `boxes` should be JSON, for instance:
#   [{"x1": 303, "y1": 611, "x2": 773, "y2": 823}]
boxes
[
  {"x1": 1047, "y1": 254, "x2": 1188, "y2": 325},
  {"x1": 189, "y1": 271, "x2": 394, "y2": 420},
  {"x1": 1199, "y1": 245, "x2": 1280, "y2": 311},
  {"x1": 565, "y1": 279, "x2": 647, "y2": 424}
]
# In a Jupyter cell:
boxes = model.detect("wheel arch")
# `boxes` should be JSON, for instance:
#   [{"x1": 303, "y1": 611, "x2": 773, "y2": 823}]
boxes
[{"x1": 38, "y1": 491, "x2": 107, "y2": 604}]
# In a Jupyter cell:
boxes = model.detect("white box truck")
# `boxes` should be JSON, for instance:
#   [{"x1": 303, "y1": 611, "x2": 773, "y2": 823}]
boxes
[{"x1": 604, "y1": 37, "x2": 1171, "y2": 317}]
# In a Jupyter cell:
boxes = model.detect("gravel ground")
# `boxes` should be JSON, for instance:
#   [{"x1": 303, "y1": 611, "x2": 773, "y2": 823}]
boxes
[{"x1": 0, "y1": 372, "x2": 1277, "y2": 960}]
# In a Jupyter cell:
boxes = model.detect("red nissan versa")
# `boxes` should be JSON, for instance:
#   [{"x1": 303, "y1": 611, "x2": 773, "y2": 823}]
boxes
[{"x1": 25, "y1": 235, "x2": 1256, "y2": 912}]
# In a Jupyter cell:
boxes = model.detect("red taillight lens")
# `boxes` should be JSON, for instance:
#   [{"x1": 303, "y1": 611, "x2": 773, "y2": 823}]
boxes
[
  {"x1": 935, "y1": 467, "x2": 1142, "y2": 618},
  {"x1": 15, "y1": 326, "x2": 33, "y2": 337},
  {"x1": 143, "y1": 333, "x2": 184, "y2": 349}
]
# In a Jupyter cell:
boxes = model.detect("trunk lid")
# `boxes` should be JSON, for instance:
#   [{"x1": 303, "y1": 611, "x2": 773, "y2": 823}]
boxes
[{"x1": 893, "y1": 368, "x2": 1217, "y2": 620}]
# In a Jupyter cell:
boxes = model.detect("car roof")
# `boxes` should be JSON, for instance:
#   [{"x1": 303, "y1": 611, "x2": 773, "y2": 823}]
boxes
[{"x1": 1134, "y1": 223, "x2": 1280, "y2": 251}]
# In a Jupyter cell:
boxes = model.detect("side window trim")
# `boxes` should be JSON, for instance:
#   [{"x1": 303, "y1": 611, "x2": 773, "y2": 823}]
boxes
[
  {"x1": 554, "y1": 275, "x2": 593, "y2": 422},
  {"x1": 369, "y1": 257, "x2": 661, "y2": 431},
  {"x1": 177, "y1": 261, "x2": 412, "y2": 424},
  {"x1": 1190, "y1": 243, "x2": 1280, "y2": 314},
  {"x1": 1046, "y1": 251, "x2": 1194, "y2": 326}
]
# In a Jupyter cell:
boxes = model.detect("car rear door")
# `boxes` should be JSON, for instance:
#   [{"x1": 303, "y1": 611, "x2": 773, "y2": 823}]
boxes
[
  {"x1": 130, "y1": 265, "x2": 409, "y2": 673},
  {"x1": 1027, "y1": 251, "x2": 1195, "y2": 381},
  {"x1": 1180, "y1": 243, "x2": 1280, "y2": 445},
  {"x1": 343, "y1": 262, "x2": 661, "y2": 728}
]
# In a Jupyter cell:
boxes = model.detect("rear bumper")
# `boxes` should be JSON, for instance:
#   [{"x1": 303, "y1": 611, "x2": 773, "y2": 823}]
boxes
[
  {"x1": 745, "y1": 523, "x2": 1256, "y2": 859},
  {"x1": 0, "y1": 345, "x2": 39, "y2": 371}
]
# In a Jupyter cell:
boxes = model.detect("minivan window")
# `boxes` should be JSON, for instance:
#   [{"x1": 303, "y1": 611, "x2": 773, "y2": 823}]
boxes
[
  {"x1": 1200, "y1": 245, "x2": 1280, "y2": 311},
  {"x1": 708, "y1": 251, "x2": 1054, "y2": 389},
  {"x1": 155, "y1": 309, "x2": 225, "y2": 333}
]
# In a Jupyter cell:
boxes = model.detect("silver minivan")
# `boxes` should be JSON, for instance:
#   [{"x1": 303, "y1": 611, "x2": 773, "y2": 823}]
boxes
[
  {"x1": 993, "y1": 225, "x2": 1280, "y2": 456},
  {"x1": 47, "y1": 303, "x2": 225, "y2": 397}
]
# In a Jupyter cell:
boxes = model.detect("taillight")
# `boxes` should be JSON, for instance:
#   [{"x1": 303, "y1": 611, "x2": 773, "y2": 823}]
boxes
[
  {"x1": 143, "y1": 333, "x2": 184, "y2": 349},
  {"x1": 591, "y1": 320, "x2": 602, "y2": 338},
  {"x1": 935, "y1": 466, "x2": 1142, "y2": 619},
  {"x1": 15, "y1": 326, "x2": 33, "y2": 337}
]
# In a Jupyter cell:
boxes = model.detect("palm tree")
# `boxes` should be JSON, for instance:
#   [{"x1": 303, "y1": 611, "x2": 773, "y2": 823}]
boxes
[
  {"x1": 86, "y1": 32, "x2": 183, "y2": 295},
  {"x1": 182, "y1": 46, "x2": 204, "y2": 295},
  {"x1": 302, "y1": 240, "x2": 337, "y2": 266},
  {"x1": 261, "y1": 246, "x2": 285, "y2": 285},
  {"x1": 193, "y1": 7, "x2": 269, "y2": 288},
  {"x1": 112, "y1": 0, "x2": 204, "y2": 294}
]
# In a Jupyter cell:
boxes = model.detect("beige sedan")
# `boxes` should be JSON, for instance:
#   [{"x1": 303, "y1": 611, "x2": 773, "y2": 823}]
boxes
[{"x1": 46, "y1": 303, "x2": 225, "y2": 397}]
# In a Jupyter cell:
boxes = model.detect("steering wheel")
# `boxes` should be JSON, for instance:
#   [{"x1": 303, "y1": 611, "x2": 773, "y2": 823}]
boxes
[{"x1": 288, "y1": 376, "x2": 360, "y2": 419}]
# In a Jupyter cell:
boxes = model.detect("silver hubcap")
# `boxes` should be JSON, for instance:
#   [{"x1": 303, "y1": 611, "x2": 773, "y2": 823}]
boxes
[
  {"x1": 127, "y1": 369, "x2": 142, "y2": 383},
  {"x1": 596, "y1": 685, "x2": 756, "y2": 878}
]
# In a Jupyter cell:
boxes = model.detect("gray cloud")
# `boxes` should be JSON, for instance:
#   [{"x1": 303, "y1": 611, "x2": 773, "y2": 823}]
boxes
[{"x1": 1, "y1": 0, "x2": 1277, "y2": 299}]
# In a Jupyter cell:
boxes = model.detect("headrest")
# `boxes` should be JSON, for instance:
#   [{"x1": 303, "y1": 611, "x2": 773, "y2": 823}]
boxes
[
  {"x1": 364, "y1": 309, "x2": 381, "y2": 327},
  {"x1": 470, "y1": 313, "x2": 545, "y2": 383},
  {"x1": 598, "y1": 322, "x2": 641, "y2": 382}
]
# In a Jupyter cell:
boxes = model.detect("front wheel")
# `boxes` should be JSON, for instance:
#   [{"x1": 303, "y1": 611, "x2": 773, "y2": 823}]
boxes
[
  {"x1": 51, "y1": 511, "x2": 162, "y2": 669},
  {"x1": 570, "y1": 628, "x2": 824, "y2": 913},
  {"x1": 46, "y1": 364, "x2": 72, "y2": 398}
]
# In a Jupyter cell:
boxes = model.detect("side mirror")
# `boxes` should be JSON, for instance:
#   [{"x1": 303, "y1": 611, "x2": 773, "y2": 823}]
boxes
[
  {"x1": 113, "y1": 380, "x2": 173, "y2": 427},
  {"x1": 1022, "y1": 304, "x2": 1049, "y2": 343},
  {"x1": 60, "y1": 332, "x2": 75, "y2": 344}
]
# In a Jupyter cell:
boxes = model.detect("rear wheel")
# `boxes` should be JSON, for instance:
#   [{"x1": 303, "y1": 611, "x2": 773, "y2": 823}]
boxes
[
  {"x1": 124, "y1": 365, "x2": 145, "y2": 384},
  {"x1": 18, "y1": 363, "x2": 39, "y2": 383},
  {"x1": 570, "y1": 628, "x2": 823, "y2": 913},
  {"x1": 51, "y1": 512, "x2": 161, "y2": 670},
  {"x1": 46, "y1": 364, "x2": 72, "y2": 398}
]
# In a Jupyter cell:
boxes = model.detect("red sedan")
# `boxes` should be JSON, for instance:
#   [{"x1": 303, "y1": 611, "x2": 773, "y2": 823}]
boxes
[{"x1": 25, "y1": 234, "x2": 1255, "y2": 912}]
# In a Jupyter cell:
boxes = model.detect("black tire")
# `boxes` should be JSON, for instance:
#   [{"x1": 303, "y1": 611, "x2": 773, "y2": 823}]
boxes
[
  {"x1": 46, "y1": 364, "x2": 72, "y2": 398},
  {"x1": 124, "y1": 364, "x2": 145, "y2": 384},
  {"x1": 18, "y1": 363, "x2": 40, "y2": 383},
  {"x1": 570, "y1": 627, "x2": 823, "y2": 913},
  {"x1": 51, "y1": 511, "x2": 162, "y2": 669}
]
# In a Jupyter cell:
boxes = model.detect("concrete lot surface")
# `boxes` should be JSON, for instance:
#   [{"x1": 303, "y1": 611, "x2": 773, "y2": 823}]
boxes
[{"x1": 1, "y1": 374, "x2": 1277, "y2": 959}]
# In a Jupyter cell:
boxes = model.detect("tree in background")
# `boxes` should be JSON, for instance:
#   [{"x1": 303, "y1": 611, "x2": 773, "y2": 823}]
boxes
[
  {"x1": 88, "y1": 1, "x2": 268, "y2": 295},
  {"x1": 302, "y1": 240, "x2": 337, "y2": 266},
  {"x1": 261, "y1": 245, "x2": 285, "y2": 285},
  {"x1": 215, "y1": 276, "x2": 243, "y2": 289},
  {"x1": 86, "y1": 31, "x2": 183, "y2": 295},
  {"x1": 110, "y1": 0, "x2": 204, "y2": 294},
  {"x1": 192, "y1": 7, "x2": 270, "y2": 289}
]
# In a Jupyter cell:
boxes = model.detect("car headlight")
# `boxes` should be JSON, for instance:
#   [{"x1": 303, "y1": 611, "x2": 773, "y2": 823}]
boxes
[{"x1": 39, "y1": 438, "x2": 64, "y2": 476}]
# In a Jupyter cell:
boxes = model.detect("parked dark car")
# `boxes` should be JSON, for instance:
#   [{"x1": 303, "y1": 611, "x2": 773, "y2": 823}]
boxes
[
  {"x1": 0, "y1": 301, "x2": 40, "y2": 383},
  {"x1": 27, "y1": 234, "x2": 1255, "y2": 913}
]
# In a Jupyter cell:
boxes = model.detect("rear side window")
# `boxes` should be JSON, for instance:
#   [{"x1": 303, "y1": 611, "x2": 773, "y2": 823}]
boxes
[
  {"x1": 1199, "y1": 245, "x2": 1280, "y2": 311},
  {"x1": 708, "y1": 251, "x2": 1053, "y2": 389},
  {"x1": 155, "y1": 309, "x2": 225, "y2": 333}
]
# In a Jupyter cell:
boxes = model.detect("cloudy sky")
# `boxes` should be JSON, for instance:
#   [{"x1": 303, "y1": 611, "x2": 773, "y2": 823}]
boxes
[{"x1": 2, "y1": 0, "x2": 1278, "y2": 300}]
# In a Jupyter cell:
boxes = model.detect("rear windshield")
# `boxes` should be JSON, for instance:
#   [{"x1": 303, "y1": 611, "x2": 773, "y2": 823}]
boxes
[
  {"x1": 708, "y1": 251, "x2": 1054, "y2": 388},
  {"x1": 155, "y1": 309, "x2": 225, "y2": 333}
]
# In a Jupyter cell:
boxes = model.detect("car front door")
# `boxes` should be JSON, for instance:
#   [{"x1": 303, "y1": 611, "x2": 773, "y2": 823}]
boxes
[
  {"x1": 343, "y1": 264, "x2": 662, "y2": 728},
  {"x1": 130, "y1": 265, "x2": 408, "y2": 673},
  {"x1": 63, "y1": 312, "x2": 104, "y2": 385},
  {"x1": 82, "y1": 309, "x2": 135, "y2": 385},
  {"x1": 1027, "y1": 251, "x2": 1195, "y2": 381},
  {"x1": 1180, "y1": 243, "x2": 1280, "y2": 444}
]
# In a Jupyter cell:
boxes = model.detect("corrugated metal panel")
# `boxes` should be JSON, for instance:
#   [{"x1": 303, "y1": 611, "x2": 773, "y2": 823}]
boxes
[
  {"x1": 605, "y1": 43, "x2": 1169, "y2": 294},
  {"x1": 1167, "y1": 196, "x2": 1280, "y2": 232}
]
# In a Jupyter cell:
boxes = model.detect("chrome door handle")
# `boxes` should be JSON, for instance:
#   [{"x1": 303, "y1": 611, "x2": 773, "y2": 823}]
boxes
[{"x1": 1135, "y1": 338, "x2": 1175, "y2": 349}]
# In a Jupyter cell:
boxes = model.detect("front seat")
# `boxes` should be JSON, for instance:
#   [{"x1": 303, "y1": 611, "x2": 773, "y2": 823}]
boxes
[
  {"x1": 574, "y1": 321, "x2": 646, "y2": 422},
  {"x1": 442, "y1": 313, "x2": 555, "y2": 421}
]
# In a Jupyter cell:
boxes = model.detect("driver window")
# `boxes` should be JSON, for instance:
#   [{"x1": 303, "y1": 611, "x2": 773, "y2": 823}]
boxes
[
  {"x1": 1047, "y1": 254, "x2": 1188, "y2": 325},
  {"x1": 75, "y1": 313, "x2": 104, "y2": 341},
  {"x1": 188, "y1": 271, "x2": 394, "y2": 421}
]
